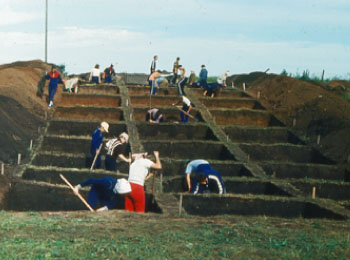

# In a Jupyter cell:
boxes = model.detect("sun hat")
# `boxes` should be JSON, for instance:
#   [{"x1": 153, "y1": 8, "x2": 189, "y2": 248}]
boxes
[
  {"x1": 113, "y1": 178, "x2": 132, "y2": 194},
  {"x1": 101, "y1": 121, "x2": 109, "y2": 133},
  {"x1": 119, "y1": 132, "x2": 129, "y2": 143}
]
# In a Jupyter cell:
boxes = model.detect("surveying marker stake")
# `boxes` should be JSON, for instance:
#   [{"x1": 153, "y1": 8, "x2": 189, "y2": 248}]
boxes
[
  {"x1": 317, "y1": 135, "x2": 321, "y2": 145},
  {"x1": 18, "y1": 153, "x2": 21, "y2": 165},
  {"x1": 30, "y1": 139, "x2": 33, "y2": 150},
  {"x1": 257, "y1": 91, "x2": 260, "y2": 99},
  {"x1": 179, "y1": 193, "x2": 183, "y2": 216},
  {"x1": 293, "y1": 118, "x2": 296, "y2": 127},
  {"x1": 312, "y1": 187, "x2": 316, "y2": 199},
  {"x1": 1, "y1": 163, "x2": 4, "y2": 175}
]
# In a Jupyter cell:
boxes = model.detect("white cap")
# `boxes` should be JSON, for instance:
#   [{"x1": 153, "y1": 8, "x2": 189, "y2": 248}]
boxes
[
  {"x1": 101, "y1": 121, "x2": 109, "y2": 133},
  {"x1": 119, "y1": 132, "x2": 129, "y2": 143},
  {"x1": 132, "y1": 152, "x2": 148, "y2": 160},
  {"x1": 113, "y1": 178, "x2": 132, "y2": 194}
]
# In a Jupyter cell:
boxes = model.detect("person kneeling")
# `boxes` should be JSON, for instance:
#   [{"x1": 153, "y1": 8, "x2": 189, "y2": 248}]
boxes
[{"x1": 191, "y1": 172, "x2": 226, "y2": 194}]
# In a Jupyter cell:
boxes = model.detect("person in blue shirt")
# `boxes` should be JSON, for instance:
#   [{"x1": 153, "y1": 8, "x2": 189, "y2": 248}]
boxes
[
  {"x1": 74, "y1": 177, "x2": 131, "y2": 211},
  {"x1": 45, "y1": 67, "x2": 64, "y2": 108},
  {"x1": 184, "y1": 159, "x2": 225, "y2": 194},
  {"x1": 191, "y1": 172, "x2": 226, "y2": 194},
  {"x1": 199, "y1": 65, "x2": 208, "y2": 91},
  {"x1": 91, "y1": 122, "x2": 109, "y2": 169}
]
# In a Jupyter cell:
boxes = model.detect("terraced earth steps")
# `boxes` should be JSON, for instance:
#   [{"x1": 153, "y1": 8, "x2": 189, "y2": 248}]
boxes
[
  {"x1": 223, "y1": 126, "x2": 304, "y2": 144},
  {"x1": 60, "y1": 93, "x2": 121, "y2": 107},
  {"x1": 199, "y1": 98, "x2": 265, "y2": 110},
  {"x1": 53, "y1": 106, "x2": 124, "y2": 121},
  {"x1": 127, "y1": 86, "x2": 178, "y2": 96},
  {"x1": 77, "y1": 84, "x2": 120, "y2": 95},
  {"x1": 132, "y1": 107, "x2": 204, "y2": 122}
]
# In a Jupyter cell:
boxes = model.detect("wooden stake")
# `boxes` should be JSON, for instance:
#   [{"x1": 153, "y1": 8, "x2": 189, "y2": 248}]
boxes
[
  {"x1": 60, "y1": 174, "x2": 94, "y2": 212},
  {"x1": 257, "y1": 91, "x2": 260, "y2": 99},
  {"x1": 293, "y1": 118, "x2": 296, "y2": 127},
  {"x1": 1, "y1": 163, "x2": 4, "y2": 175},
  {"x1": 179, "y1": 193, "x2": 183, "y2": 216},
  {"x1": 232, "y1": 81, "x2": 234, "y2": 88},
  {"x1": 17, "y1": 153, "x2": 21, "y2": 165},
  {"x1": 312, "y1": 187, "x2": 316, "y2": 199},
  {"x1": 160, "y1": 173, "x2": 163, "y2": 193},
  {"x1": 30, "y1": 139, "x2": 33, "y2": 150},
  {"x1": 45, "y1": 111, "x2": 47, "y2": 120},
  {"x1": 317, "y1": 135, "x2": 321, "y2": 145},
  {"x1": 243, "y1": 82, "x2": 246, "y2": 92},
  {"x1": 247, "y1": 154, "x2": 250, "y2": 162}
]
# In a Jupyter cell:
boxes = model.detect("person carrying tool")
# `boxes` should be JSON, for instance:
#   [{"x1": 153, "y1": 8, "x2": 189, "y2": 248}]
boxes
[
  {"x1": 184, "y1": 159, "x2": 225, "y2": 194},
  {"x1": 125, "y1": 151, "x2": 162, "y2": 213},
  {"x1": 91, "y1": 122, "x2": 109, "y2": 169},
  {"x1": 74, "y1": 177, "x2": 131, "y2": 211},
  {"x1": 172, "y1": 95, "x2": 193, "y2": 123},
  {"x1": 104, "y1": 64, "x2": 116, "y2": 83},
  {"x1": 105, "y1": 132, "x2": 131, "y2": 171},
  {"x1": 177, "y1": 66, "x2": 187, "y2": 96},
  {"x1": 45, "y1": 67, "x2": 65, "y2": 108},
  {"x1": 145, "y1": 108, "x2": 164, "y2": 123}
]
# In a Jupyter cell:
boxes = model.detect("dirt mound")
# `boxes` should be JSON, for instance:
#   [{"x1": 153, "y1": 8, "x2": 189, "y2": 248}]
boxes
[{"x1": 229, "y1": 72, "x2": 350, "y2": 163}]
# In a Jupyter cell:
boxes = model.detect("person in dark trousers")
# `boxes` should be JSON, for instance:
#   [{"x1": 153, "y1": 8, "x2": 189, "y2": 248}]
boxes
[
  {"x1": 105, "y1": 132, "x2": 131, "y2": 171},
  {"x1": 89, "y1": 64, "x2": 101, "y2": 84},
  {"x1": 91, "y1": 122, "x2": 109, "y2": 169},
  {"x1": 146, "y1": 108, "x2": 164, "y2": 123},
  {"x1": 104, "y1": 64, "x2": 116, "y2": 83},
  {"x1": 74, "y1": 177, "x2": 131, "y2": 211},
  {"x1": 184, "y1": 159, "x2": 225, "y2": 194},
  {"x1": 45, "y1": 67, "x2": 64, "y2": 108},
  {"x1": 150, "y1": 55, "x2": 158, "y2": 74},
  {"x1": 171, "y1": 57, "x2": 180, "y2": 84},
  {"x1": 172, "y1": 95, "x2": 193, "y2": 123},
  {"x1": 199, "y1": 65, "x2": 208, "y2": 91},
  {"x1": 192, "y1": 172, "x2": 226, "y2": 194}
]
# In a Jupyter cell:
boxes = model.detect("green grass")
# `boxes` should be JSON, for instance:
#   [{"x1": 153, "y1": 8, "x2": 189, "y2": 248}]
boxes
[
  {"x1": 0, "y1": 210, "x2": 349, "y2": 259},
  {"x1": 280, "y1": 69, "x2": 350, "y2": 84}
]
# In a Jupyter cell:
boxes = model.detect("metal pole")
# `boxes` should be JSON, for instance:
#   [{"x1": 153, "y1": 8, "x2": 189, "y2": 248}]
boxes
[{"x1": 45, "y1": 0, "x2": 48, "y2": 62}]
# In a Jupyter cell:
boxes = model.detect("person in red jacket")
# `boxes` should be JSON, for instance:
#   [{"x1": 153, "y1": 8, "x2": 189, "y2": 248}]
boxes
[{"x1": 45, "y1": 67, "x2": 64, "y2": 108}]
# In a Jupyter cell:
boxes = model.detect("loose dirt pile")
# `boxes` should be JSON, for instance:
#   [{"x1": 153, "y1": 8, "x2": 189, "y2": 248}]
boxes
[
  {"x1": 227, "y1": 72, "x2": 350, "y2": 163},
  {"x1": 0, "y1": 60, "x2": 59, "y2": 164}
]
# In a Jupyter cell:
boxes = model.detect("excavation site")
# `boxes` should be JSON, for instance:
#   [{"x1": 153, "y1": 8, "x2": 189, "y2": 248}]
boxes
[{"x1": 1, "y1": 67, "x2": 349, "y2": 221}]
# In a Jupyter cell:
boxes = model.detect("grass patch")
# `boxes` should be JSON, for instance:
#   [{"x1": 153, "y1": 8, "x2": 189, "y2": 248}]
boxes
[{"x1": 0, "y1": 211, "x2": 349, "y2": 259}]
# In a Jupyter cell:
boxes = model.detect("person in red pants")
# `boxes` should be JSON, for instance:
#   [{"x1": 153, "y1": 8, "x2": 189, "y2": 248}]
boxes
[{"x1": 125, "y1": 151, "x2": 162, "y2": 213}]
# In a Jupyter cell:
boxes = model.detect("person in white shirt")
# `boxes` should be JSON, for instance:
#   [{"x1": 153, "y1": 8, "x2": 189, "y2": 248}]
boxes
[
  {"x1": 89, "y1": 64, "x2": 101, "y2": 84},
  {"x1": 125, "y1": 151, "x2": 162, "y2": 213},
  {"x1": 65, "y1": 77, "x2": 80, "y2": 93},
  {"x1": 172, "y1": 95, "x2": 193, "y2": 123}
]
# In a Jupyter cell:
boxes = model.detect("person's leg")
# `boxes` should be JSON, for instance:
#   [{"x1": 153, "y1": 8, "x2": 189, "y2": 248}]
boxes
[
  {"x1": 105, "y1": 155, "x2": 117, "y2": 171},
  {"x1": 87, "y1": 187, "x2": 99, "y2": 210},
  {"x1": 124, "y1": 195, "x2": 134, "y2": 212},
  {"x1": 132, "y1": 184, "x2": 145, "y2": 213},
  {"x1": 49, "y1": 85, "x2": 57, "y2": 102}
]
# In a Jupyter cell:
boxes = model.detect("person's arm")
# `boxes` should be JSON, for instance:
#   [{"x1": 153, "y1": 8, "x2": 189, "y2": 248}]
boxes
[
  {"x1": 150, "y1": 151, "x2": 162, "y2": 170},
  {"x1": 74, "y1": 178, "x2": 108, "y2": 194},
  {"x1": 186, "y1": 174, "x2": 191, "y2": 192},
  {"x1": 118, "y1": 154, "x2": 131, "y2": 164},
  {"x1": 186, "y1": 104, "x2": 192, "y2": 114}
]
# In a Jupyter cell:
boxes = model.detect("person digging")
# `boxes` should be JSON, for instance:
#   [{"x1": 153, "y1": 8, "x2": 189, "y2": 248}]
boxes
[
  {"x1": 74, "y1": 178, "x2": 132, "y2": 211},
  {"x1": 172, "y1": 95, "x2": 194, "y2": 123}
]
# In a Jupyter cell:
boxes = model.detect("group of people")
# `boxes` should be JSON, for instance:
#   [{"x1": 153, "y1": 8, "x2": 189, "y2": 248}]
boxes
[
  {"x1": 88, "y1": 64, "x2": 117, "y2": 84},
  {"x1": 148, "y1": 56, "x2": 230, "y2": 98},
  {"x1": 73, "y1": 121, "x2": 226, "y2": 213}
]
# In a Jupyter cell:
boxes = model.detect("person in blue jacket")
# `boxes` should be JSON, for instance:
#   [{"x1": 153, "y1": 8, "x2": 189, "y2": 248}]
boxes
[
  {"x1": 184, "y1": 159, "x2": 225, "y2": 194},
  {"x1": 191, "y1": 172, "x2": 226, "y2": 194},
  {"x1": 91, "y1": 122, "x2": 109, "y2": 169},
  {"x1": 199, "y1": 65, "x2": 208, "y2": 91},
  {"x1": 74, "y1": 177, "x2": 131, "y2": 211},
  {"x1": 45, "y1": 67, "x2": 65, "y2": 108}
]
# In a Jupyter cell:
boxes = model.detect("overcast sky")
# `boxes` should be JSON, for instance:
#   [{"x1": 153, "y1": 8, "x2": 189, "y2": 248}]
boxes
[{"x1": 0, "y1": 0, "x2": 349, "y2": 78}]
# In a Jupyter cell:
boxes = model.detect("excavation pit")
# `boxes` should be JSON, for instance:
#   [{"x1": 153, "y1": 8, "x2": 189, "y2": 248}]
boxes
[
  {"x1": 199, "y1": 98, "x2": 265, "y2": 110},
  {"x1": 223, "y1": 126, "x2": 304, "y2": 144},
  {"x1": 60, "y1": 94, "x2": 121, "y2": 107},
  {"x1": 47, "y1": 120, "x2": 127, "y2": 137},
  {"x1": 179, "y1": 194, "x2": 346, "y2": 219},
  {"x1": 130, "y1": 96, "x2": 179, "y2": 107},
  {"x1": 239, "y1": 144, "x2": 334, "y2": 164},
  {"x1": 162, "y1": 177, "x2": 291, "y2": 196},
  {"x1": 3, "y1": 179, "x2": 161, "y2": 213},
  {"x1": 77, "y1": 85, "x2": 120, "y2": 95},
  {"x1": 136, "y1": 123, "x2": 218, "y2": 141},
  {"x1": 190, "y1": 88, "x2": 250, "y2": 98},
  {"x1": 31, "y1": 153, "x2": 130, "y2": 173},
  {"x1": 210, "y1": 109, "x2": 284, "y2": 127},
  {"x1": 132, "y1": 108, "x2": 203, "y2": 122},
  {"x1": 128, "y1": 86, "x2": 178, "y2": 96},
  {"x1": 260, "y1": 163, "x2": 349, "y2": 181},
  {"x1": 141, "y1": 141, "x2": 235, "y2": 160},
  {"x1": 53, "y1": 107, "x2": 124, "y2": 122},
  {"x1": 291, "y1": 181, "x2": 350, "y2": 201}
]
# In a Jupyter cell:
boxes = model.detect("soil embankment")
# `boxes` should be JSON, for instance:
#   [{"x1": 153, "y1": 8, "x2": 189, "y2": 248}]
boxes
[{"x1": 227, "y1": 73, "x2": 350, "y2": 163}]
